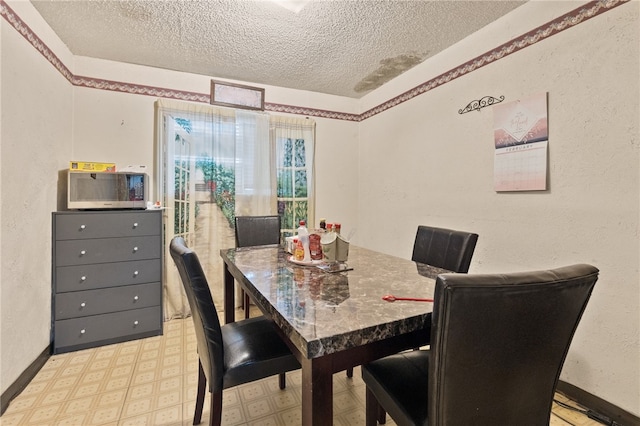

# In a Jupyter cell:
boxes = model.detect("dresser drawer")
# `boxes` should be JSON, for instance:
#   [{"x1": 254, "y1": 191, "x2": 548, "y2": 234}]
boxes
[
  {"x1": 54, "y1": 211, "x2": 161, "y2": 240},
  {"x1": 55, "y1": 259, "x2": 161, "y2": 293},
  {"x1": 54, "y1": 306, "x2": 162, "y2": 353},
  {"x1": 55, "y1": 235, "x2": 161, "y2": 266},
  {"x1": 55, "y1": 282, "x2": 161, "y2": 320}
]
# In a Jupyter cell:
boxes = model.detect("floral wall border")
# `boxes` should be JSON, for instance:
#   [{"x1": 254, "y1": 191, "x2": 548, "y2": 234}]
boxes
[{"x1": 0, "y1": 0, "x2": 629, "y2": 122}]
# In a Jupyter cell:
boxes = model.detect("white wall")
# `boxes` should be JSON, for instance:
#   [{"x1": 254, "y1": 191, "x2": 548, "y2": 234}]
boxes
[
  {"x1": 358, "y1": 1, "x2": 639, "y2": 415},
  {"x1": 1, "y1": 0, "x2": 74, "y2": 393},
  {"x1": 2, "y1": 0, "x2": 638, "y2": 418}
]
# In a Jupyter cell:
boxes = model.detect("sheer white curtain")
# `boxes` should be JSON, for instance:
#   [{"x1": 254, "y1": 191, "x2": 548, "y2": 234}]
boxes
[
  {"x1": 235, "y1": 110, "x2": 275, "y2": 216},
  {"x1": 155, "y1": 99, "x2": 272, "y2": 320}
]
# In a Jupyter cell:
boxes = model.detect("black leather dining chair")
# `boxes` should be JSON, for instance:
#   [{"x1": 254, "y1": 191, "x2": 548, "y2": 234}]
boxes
[
  {"x1": 345, "y1": 225, "x2": 478, "y2": 379},
  {"x1": 169, "y1": 237, "x2": 299, "y2": 426},
  {"x1": 234, "y1": 215, "x2": 281, "y2": 319},
  {"x1": 411, "y1": 225, "x2": 478, "y2": 273},
  {"x1": 361, "y1": 264, "x2": 599, "y2": 426}
]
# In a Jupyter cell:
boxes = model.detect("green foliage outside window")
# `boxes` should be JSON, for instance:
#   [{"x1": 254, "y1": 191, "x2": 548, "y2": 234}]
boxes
[
  {"x1": 196, "y1": 156, "x2": 235, "y2": 227},
  {"x1": 277, "y1": 138, "x2": 310, "y2": 235}
]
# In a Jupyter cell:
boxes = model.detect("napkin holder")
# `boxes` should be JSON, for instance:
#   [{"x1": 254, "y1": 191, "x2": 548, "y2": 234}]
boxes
[{"x1": 321, "y1": 233, "x2": 349, "y2": 262}]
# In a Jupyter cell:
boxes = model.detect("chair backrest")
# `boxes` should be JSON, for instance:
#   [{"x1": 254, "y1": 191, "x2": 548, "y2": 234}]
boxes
[
  {"x1": 411, "y1": 225, "x2": 478, "y2": 272},
  {"x1": 428, "y1": 264, "x2": 599, "y2": 426},
  {"x1": 169, "y1": 237, "x2": 225, "y2": 392},
  {"x1": 234, "y1": 215, "x2": 281, "y2": 248}
]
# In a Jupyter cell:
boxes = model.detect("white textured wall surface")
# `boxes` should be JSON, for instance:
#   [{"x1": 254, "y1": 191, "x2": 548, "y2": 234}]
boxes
[
  {"x1": 358, "y1": 2, "x2": 639, "y2": 415},
  {"x1": 1, "y1": 1, "x2": 73, "y2": 392}
]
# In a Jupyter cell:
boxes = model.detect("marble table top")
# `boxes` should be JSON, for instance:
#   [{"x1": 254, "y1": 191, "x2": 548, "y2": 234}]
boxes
[{"x1": 220, "y1": 245, "x2": 450, "y2": 359}]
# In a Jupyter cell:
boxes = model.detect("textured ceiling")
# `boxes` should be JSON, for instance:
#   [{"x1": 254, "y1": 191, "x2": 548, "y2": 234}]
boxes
[{"x1": 30, "y1": 0, "x2": 526, "y2": 99}]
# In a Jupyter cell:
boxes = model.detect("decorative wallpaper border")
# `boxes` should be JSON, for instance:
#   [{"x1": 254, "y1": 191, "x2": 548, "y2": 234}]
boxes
[{"x1": 1, "y1": 0, "x2": 628, "y2": 122}]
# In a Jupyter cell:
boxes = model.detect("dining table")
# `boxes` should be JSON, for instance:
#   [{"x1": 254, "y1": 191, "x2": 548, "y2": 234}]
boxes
[{"x1": 220, "y1": 244, "x2": 449, "y2": 425}]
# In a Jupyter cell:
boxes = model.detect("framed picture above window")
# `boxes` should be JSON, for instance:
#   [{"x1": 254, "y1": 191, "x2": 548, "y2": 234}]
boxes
[{"x1": 210, "y1": 80, "x2": 265, "y2": 111}]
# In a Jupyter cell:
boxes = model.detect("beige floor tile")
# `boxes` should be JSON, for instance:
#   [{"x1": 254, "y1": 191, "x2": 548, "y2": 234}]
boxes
[
  {"x1": 133, "y1": 359, "x2": 158, "y2": 373},
  {"x1": 2, "y1": 315, "x2": 607, "y2": 426},
  {"x1": 244, "y1": 396, "x2": 275, "y2": 421},
  {"x1": 159, "y1": 364, "x2": 182, "y2": 380},
  {"x1": 54, "y1": 412, "x2": 92, "y2": 425},
  {"x1": 247, "y1": 413, "x2": 282, "y2": 426},
  {"x1": 23, "y1": 403, "x2": 63, "y2": 425},
  {"x1": 221, "y1": 404, "x2": 247, "y2": 425},
  {"x1": 85, "y1": 403, "x2": 124, "y2": 425},
  {"x1": 100, "y1": 375, "x2": 132, "y2": 392},
  {"x1": 39, "y1": 387, "x2": 73, "y2": 406},
  {"x1": 86, "y1": 357, "x2": 113, "y2": 371},
  {"x1": 239, "y1": 382, "x2": 269, "y2": 402},
  {"x1": 333, "y1": 389, "x2": 362, "y2": 414},
  {"x1": 151, "y1": 404, "x2": 183, "y2": 425},
  {"x1": 153, "y1": 389, "x2": 183, "y2": 410},
  {"x1": 60, "y1": 394, "x2": 99, "y2": 416},
  {"x1": 130, "y1": 370, "x2": 158, "y2": 386},
  {"x1": 125, "y1": 382, "x2": 155, "y2": 401},
  {"x1": 80, "y1": 369, "x2": 108, "y2": 385},
  {"x1": 157, "y1": 376, "x2": 183, "y2": 395},
  {"x1": 270, "y1": 389, "x2": 300, "y2": 410},
  {"x1": 276, "y1": 406, "x2": 303, "y2": 425},
  {"x1": 18, "y1": 379, "x2": 50, "y2": 398},
  {"x1": 0, "y1": 410, "x2": 27, "y2": 425},
  {"x1": 121, "y1": 396, "x2": 154, "y2": 419},
  {"x1": 335, "y1": 408, "x2": 367, "y2": 426},
  {"x1": 97, "y1": 388, "x2": 128, "y2": 407},
  {"x1": 118, "y1": 413, "x2": 154, "y2": 426}
]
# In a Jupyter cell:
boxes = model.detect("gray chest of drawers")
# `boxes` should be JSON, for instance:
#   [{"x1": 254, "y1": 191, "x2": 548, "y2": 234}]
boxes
[{"x1": 52, "y1": 210, "x2": 163, "y2": 354}]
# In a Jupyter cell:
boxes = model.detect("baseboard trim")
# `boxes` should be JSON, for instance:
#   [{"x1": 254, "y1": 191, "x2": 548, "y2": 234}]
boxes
[
  {"x1": 557, "y1": 380, "x2": 640, "y2": 426},
  {"x1": 0, "y1": 346, "x2": 51, "y2": 416}
]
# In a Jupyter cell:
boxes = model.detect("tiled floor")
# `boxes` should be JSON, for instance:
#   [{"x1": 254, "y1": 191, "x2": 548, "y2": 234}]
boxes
[{"x1": 2, "y1": 310, "x2": 604, "y2": 426}]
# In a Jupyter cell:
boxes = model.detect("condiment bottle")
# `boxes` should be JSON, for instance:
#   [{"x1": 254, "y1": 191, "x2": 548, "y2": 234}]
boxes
[
  {"x1": 294, "y1": 238, "x2": 304, "y2": 261},
  {"x1": 297, "y1": 220, "x2": 311, "y2": 261},
  {"x1": 309, "y1": 233, "x2": 323, "y2": 260}
]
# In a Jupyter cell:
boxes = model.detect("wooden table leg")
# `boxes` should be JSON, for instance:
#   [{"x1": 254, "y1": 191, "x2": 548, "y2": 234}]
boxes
[
  {"x1": 223, "y1": 263, "x2": 235, "y2": 324},
  {"x1": 300, "y1": 356, "x2": 333, "y2": 425}
]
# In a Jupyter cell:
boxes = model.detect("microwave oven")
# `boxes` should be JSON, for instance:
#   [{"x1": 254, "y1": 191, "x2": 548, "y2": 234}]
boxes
[{"x1": 67, "y1": 170, "x2": 149, "y2": 210}]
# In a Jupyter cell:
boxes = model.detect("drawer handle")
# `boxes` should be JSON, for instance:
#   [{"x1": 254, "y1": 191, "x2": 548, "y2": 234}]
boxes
[
  {"x1": 133, "y1": 296, "x2": 139, "y2": 301},
  {"x1": 80, "y1": 276, "x2": 87, "y2": 282},
  {"x1": 80, "y1": 302, "x2": 86, "y2": 308},
  {"x1": 80, "y1": 329, "x2": 86, "y2": 334},
  {"x1": 79, "y1": 225, "x2": 86, "y2": 231},
  {"x1": 133, "y1": 247, "x2": 139, "y2": 253},
  {"x1": 80, "y1": 250, "x2": 86, "y2": 256},
  {"x1": 133, "y1": 271, "x2": 139, "y2": 276},
  {"x1": 133, "y1": 222, "x2": 139, "y2": 228},
  {"x1": 133, "y1": 320, "x2": 139, "y2": 326}
]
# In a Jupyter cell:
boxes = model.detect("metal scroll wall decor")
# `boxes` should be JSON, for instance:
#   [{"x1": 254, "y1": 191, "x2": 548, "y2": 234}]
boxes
[{"x1": 458, "y1": 95, "x2": 505, "y2": 114}]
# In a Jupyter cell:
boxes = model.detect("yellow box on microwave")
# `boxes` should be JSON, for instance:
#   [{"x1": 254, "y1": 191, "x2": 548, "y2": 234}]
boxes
[{"x1": 69, "y1": 161, "x2": 116, "y2": 172}]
